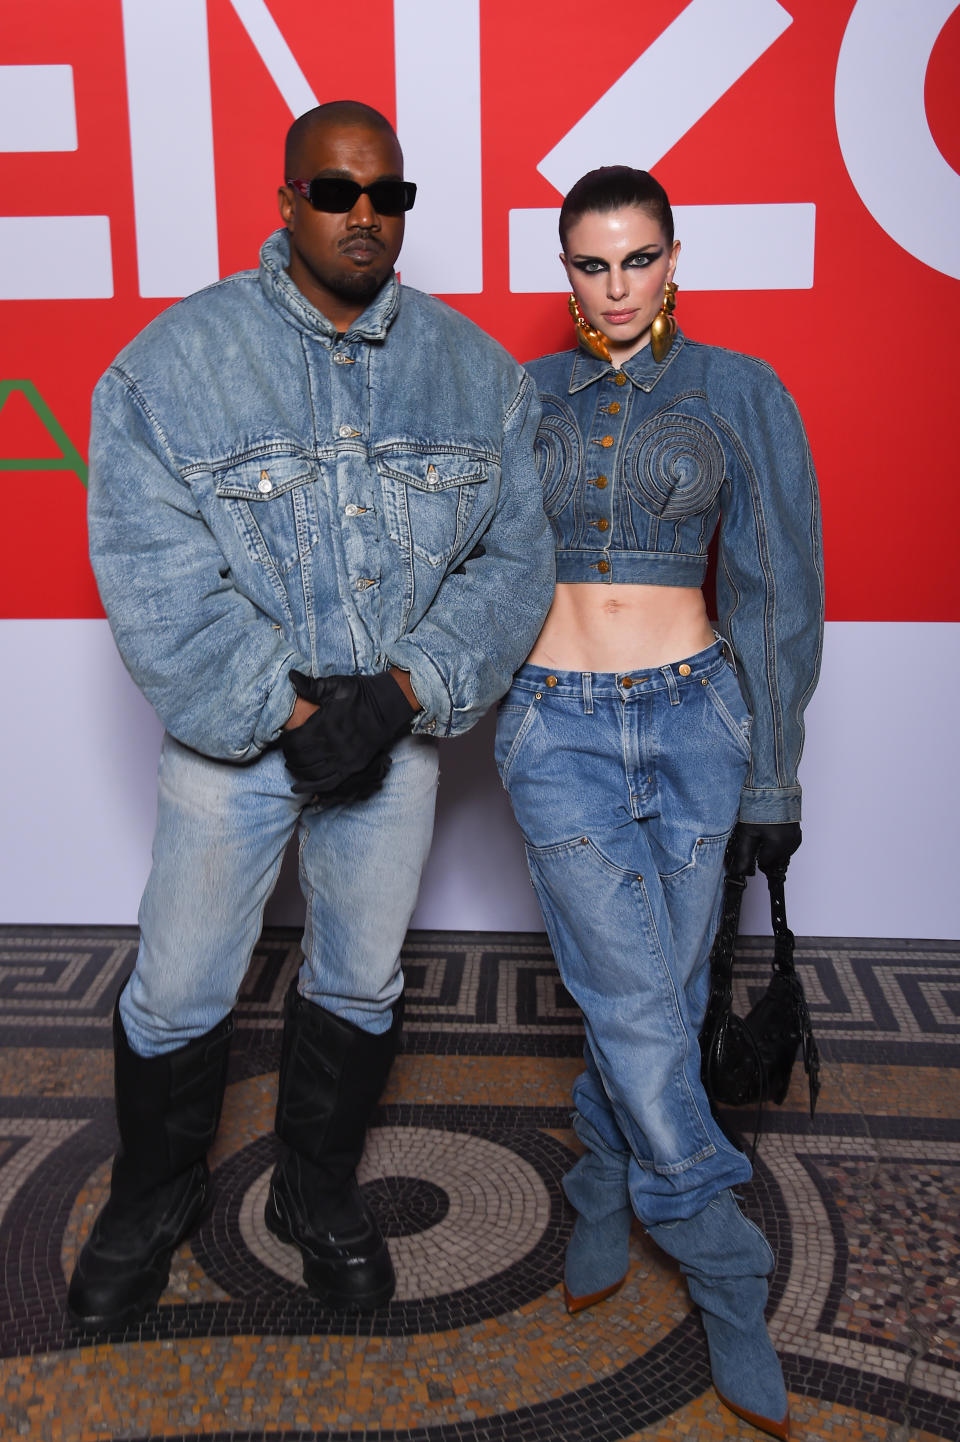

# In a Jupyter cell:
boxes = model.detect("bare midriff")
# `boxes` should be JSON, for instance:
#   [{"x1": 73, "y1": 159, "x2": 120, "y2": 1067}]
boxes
[{"x1": 526, "y1": 582, "x2": 715, "y2": 673}]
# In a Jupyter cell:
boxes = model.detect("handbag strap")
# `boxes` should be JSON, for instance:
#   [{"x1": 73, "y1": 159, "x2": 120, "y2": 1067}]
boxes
[
  {"x1": 710, "y1": 872, "x2": 747, "y2": 988},
  {"x1": 700, "y1": 871, "x2": 746, "y2": 1048},
  {"x1": 700, "y1": 871, "x2": 762, "y2": 1157},
  {"x1": 764, "y1": 864, "x2": 796, "y2": 978},
  {"x1": 762, "y1": 862, "x2": 823, "y2": 1118}
]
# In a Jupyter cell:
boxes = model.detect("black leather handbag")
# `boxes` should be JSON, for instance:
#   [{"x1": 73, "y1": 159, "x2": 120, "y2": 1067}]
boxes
[{"x1": 700, "y1": 861, "x2": 821, "y2": 1126}]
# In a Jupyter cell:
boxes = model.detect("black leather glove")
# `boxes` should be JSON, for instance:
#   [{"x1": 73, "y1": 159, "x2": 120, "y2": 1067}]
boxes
[
  {"x1": 310, "y1": 749, "x2": 393, "y2": 804},
  {"x1": 280, "y1": 670, "x2": 416, "y2": 798},
  {"x1": 726, "y1": 821, "x2": 802, "y2": 881}
]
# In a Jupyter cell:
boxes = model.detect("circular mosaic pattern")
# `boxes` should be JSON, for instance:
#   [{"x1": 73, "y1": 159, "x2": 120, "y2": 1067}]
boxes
[
  {"x1": 194, "y1": 1121, "x2": 572, "y2": 1332},
  {"x1": 362, "y1": 1176, "x2": 450, "y2": 1237}
]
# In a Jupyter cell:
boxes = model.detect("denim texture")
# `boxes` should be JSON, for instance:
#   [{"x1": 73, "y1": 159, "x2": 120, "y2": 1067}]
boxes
[
  {"x1": 120, "y1": 734, "x2": 439, "y2": 1054},
  {"x1": 495, "y1": 639, "x2": 753, "y2": 1223},
  {"x1": 650, "y1": 1189, "x2": 788, "y2": 1423},
  {"x1": 525, "y1": 335, "x2": 824, "y2": 823},
  {"x1": 88, "y1": 229, "x2": 554, "y2": 761}
]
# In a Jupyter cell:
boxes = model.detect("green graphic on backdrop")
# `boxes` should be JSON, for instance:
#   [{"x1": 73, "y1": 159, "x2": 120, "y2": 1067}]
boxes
[{"x1": 0, "y1": 379, "x2": 88, "y2": 486}]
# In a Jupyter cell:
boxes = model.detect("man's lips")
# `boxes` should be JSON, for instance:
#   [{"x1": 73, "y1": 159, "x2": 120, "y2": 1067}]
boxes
[{"x1": 340, "y1": 236, "x2": 384, "y2": 264}]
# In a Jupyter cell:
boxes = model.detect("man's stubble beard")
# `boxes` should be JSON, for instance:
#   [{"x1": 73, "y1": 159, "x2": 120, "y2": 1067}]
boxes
[{"x1": 330, "y1": 269, "x2": 385, "y2": 302}]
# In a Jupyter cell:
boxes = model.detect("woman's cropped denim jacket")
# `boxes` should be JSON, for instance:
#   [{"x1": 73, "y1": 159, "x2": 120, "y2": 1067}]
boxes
[
  {"x1": 525, "y1": 334, "x2": 824, "y2": 823},
  {"x1": 87, "y1": 230, "x2": 554, "y2": 761}
]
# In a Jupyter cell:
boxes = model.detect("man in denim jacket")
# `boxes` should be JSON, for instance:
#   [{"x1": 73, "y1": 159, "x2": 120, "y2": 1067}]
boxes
[{"x1": 69, "y1": 101, "x2": 553, "y2": 1331}]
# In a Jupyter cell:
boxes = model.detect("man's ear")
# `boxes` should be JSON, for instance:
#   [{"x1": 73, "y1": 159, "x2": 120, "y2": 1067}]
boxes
[{"x1": 278, "y1": 184, "x2": 295, "y2": 231}]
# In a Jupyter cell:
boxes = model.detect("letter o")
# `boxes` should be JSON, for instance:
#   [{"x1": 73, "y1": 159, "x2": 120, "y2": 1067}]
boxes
[{"x1": 835, "y1": 0, "x2": 960, "y2": 279}]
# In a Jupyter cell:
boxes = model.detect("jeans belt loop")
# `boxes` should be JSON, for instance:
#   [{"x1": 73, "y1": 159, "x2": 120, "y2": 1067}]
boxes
[
  {"x1": 661, "y1": 663, "x2": 680, "y2": 705},
  {"x1": 581, "y1": 672, "x2": 594, "y2": 714}
]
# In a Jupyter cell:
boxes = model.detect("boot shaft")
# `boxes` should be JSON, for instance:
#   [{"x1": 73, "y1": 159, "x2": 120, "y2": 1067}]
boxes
[
  {"x1": 274, "y1": 983, "x2": 402, "y2": 1172},
  {"x1": 113, "y1": 999, "x2": 234, "y2": 1191}
]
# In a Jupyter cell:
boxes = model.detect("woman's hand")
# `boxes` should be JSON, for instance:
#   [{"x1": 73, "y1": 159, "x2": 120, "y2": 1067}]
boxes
[{"x1": 726, "y1": 822, "x2": 802, "y2": 880}]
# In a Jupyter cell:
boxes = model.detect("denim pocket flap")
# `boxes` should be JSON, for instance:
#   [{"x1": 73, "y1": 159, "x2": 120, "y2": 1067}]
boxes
[
  {"x1": 377, "y1": 452, "x2": 488, "y2": 492},
  {"x1": 215, "y1": 453, "x2": 318, "y2": 502}
]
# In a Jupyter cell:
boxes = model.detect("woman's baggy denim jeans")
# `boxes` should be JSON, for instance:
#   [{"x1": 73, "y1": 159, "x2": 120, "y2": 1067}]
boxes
[
  {"x1": 495, "y1": 638, "x2": 754, "y2": 1225},
  {"x1": 119, "y1": 733, "x2": 439, "y2": 1056}
]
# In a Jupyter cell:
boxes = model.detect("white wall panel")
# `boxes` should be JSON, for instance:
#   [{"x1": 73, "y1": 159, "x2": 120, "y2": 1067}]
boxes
[{"x1": 1, "y1": 620, "x2": 958, "y2": 939}]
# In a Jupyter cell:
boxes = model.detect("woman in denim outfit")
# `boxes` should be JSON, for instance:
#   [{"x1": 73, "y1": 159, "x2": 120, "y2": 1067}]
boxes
[{"x1": 495, "y1": 168, "x2": 823, "y2": 1441}]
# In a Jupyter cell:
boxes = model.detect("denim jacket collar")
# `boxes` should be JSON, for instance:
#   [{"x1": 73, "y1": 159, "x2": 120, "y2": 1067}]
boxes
[
  {"x1": 567, "y1": 329, "x2": 686, "y2": 395},
  {"x1": 258, "y1": 227, "x2": 401, "y2": 344}
]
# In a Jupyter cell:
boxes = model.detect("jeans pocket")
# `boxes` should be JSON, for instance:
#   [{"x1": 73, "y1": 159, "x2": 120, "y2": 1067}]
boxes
[
  {"x1": 494, "y1": 696, "x2": 540, "y2": 787},
  {"x1": 702, "y1": 664, "x2": 753, "y2": 761}
]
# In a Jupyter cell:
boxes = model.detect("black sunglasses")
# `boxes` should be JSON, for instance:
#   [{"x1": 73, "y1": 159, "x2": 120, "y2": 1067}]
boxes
[{"x1": 286, "y1": 176, "x2": 417, "y2": 216}]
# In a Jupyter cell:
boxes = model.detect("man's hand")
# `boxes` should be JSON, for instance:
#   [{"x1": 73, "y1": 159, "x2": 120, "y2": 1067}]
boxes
[
  {"x1": 280, "y1": 670, "x2": 417, "y2": 799},
  {"x1": 726, "y1": 821, "x2": 802, "y2": 880}
]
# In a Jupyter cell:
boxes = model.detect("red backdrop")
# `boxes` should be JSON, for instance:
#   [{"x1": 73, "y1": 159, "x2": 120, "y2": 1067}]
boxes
[{"x1": 1, "y1": 0, "x2": 958, "y2": 621}]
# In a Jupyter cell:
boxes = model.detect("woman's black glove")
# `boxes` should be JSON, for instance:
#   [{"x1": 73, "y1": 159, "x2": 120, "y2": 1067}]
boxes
[
  {"x1": 280, "y1": 670, "x2": 416, "y2": 798},
  {"x1": 726, "y1": 821, "x2": 802, "y2": 881}
]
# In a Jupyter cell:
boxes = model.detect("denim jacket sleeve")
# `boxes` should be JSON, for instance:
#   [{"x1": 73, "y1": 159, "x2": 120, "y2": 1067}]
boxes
[
  {"x1": 715, "y1": 368, "x2": 824, "y2": 823},
  {"x1": 87, "y1": 366, "x2": 305, "y2": 759},
  {"x1": 385, "y1": 374, "x2": 555, "y2": 736}
]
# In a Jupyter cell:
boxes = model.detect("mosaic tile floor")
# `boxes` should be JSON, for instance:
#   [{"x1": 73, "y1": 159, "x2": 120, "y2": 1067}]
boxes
[{"x1": 0, "y1": 927, "x2": 957, "y2": 1442}]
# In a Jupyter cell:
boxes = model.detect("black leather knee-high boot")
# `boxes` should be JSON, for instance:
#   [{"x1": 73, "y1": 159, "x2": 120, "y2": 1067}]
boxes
[
  {"x1": 68, "y1": 998, "x2": 233, "y2": 1332},
  {"x1": 264, "y1": 981, "x2": 402, "y2": 1310}
]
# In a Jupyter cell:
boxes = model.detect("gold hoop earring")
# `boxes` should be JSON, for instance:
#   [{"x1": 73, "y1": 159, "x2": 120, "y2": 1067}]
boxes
[
  {"x1": 568, "y1": 294, "x2": 612, "y2": 363},
  {"x1": 650, "y1": 281, "x2": 678, "y2": 363}
]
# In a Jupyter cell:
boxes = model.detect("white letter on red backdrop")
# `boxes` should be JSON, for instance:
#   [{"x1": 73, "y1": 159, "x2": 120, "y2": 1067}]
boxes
[
  {"x1": 122, "y1": 0, "x2": 219, "y2": 297},
  {"x1": 0, "y1": 63, "x2": 112, "y2": 299},
  {"x1": 836, "y1": 0, "x2": 960, "y2": 280},
  {"x1": 394, "y1": 0, "x2": 483, "y2": 293},
  {"x1": 510, "y1": 0, "x2": 816, "y2": 293}
]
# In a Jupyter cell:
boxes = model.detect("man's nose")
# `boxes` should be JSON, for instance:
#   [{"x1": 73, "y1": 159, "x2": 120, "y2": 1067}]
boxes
[{"x1": 347, "y1": 191, "x2": 379, "y2": 228}]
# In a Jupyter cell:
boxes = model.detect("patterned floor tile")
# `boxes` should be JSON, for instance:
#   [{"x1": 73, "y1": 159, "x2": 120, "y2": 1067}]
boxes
[{"x1": 0, "y1": 927, "x2": 957, "y2": 1441}]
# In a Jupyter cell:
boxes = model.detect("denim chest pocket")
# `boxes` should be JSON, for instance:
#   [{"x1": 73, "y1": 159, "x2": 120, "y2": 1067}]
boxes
[
  {"x1": 214, "y1": 453, "x2": 320, "y2": 575},
  {"x1": 622, "y1": 411, "x2": 725, "y2": 520},
  {"x1": 377, "y1": 451, "x2": 489, "y2": 567},
  {"x1": 534, "y1": 397, "x2": 583, "y2": 516}
]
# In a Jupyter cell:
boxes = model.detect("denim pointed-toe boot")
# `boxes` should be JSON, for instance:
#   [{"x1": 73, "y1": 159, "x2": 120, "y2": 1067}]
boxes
[
  {"x1": 648, "y1": 1189, "x2": 790, "y2": 1440},
  {"x1": 68, "y1": 1000, "x2": 233, "y2": 1333},
  {"x1": 561, "y1": 1111, "x2": 633, "y2": 1314},
  {"x1": 265, "y1": 982, "x2": 401, "y2": 1311}
]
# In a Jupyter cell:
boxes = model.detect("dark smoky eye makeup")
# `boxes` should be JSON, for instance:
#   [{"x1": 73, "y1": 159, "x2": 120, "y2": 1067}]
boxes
[{"x1": 569, "y1": 248, "x2": 664, "y2": 272}]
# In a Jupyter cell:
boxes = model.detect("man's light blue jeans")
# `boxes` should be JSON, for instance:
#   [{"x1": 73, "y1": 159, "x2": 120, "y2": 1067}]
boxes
[
  {"x1": 120, "y1": 733, "x2": 439, "y2": 1056},
  {"x1": 495, "y1": 639, "x2": 754, "y2": 1225}
]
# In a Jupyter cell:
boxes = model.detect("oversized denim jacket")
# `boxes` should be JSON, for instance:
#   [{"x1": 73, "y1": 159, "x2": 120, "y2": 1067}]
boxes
[
  {"x1": 525, "y1": 334, "x2": 823, "y2": 823},
  {"x1": 87, "y1": 230, "x2": 554, "y2": 761}
]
